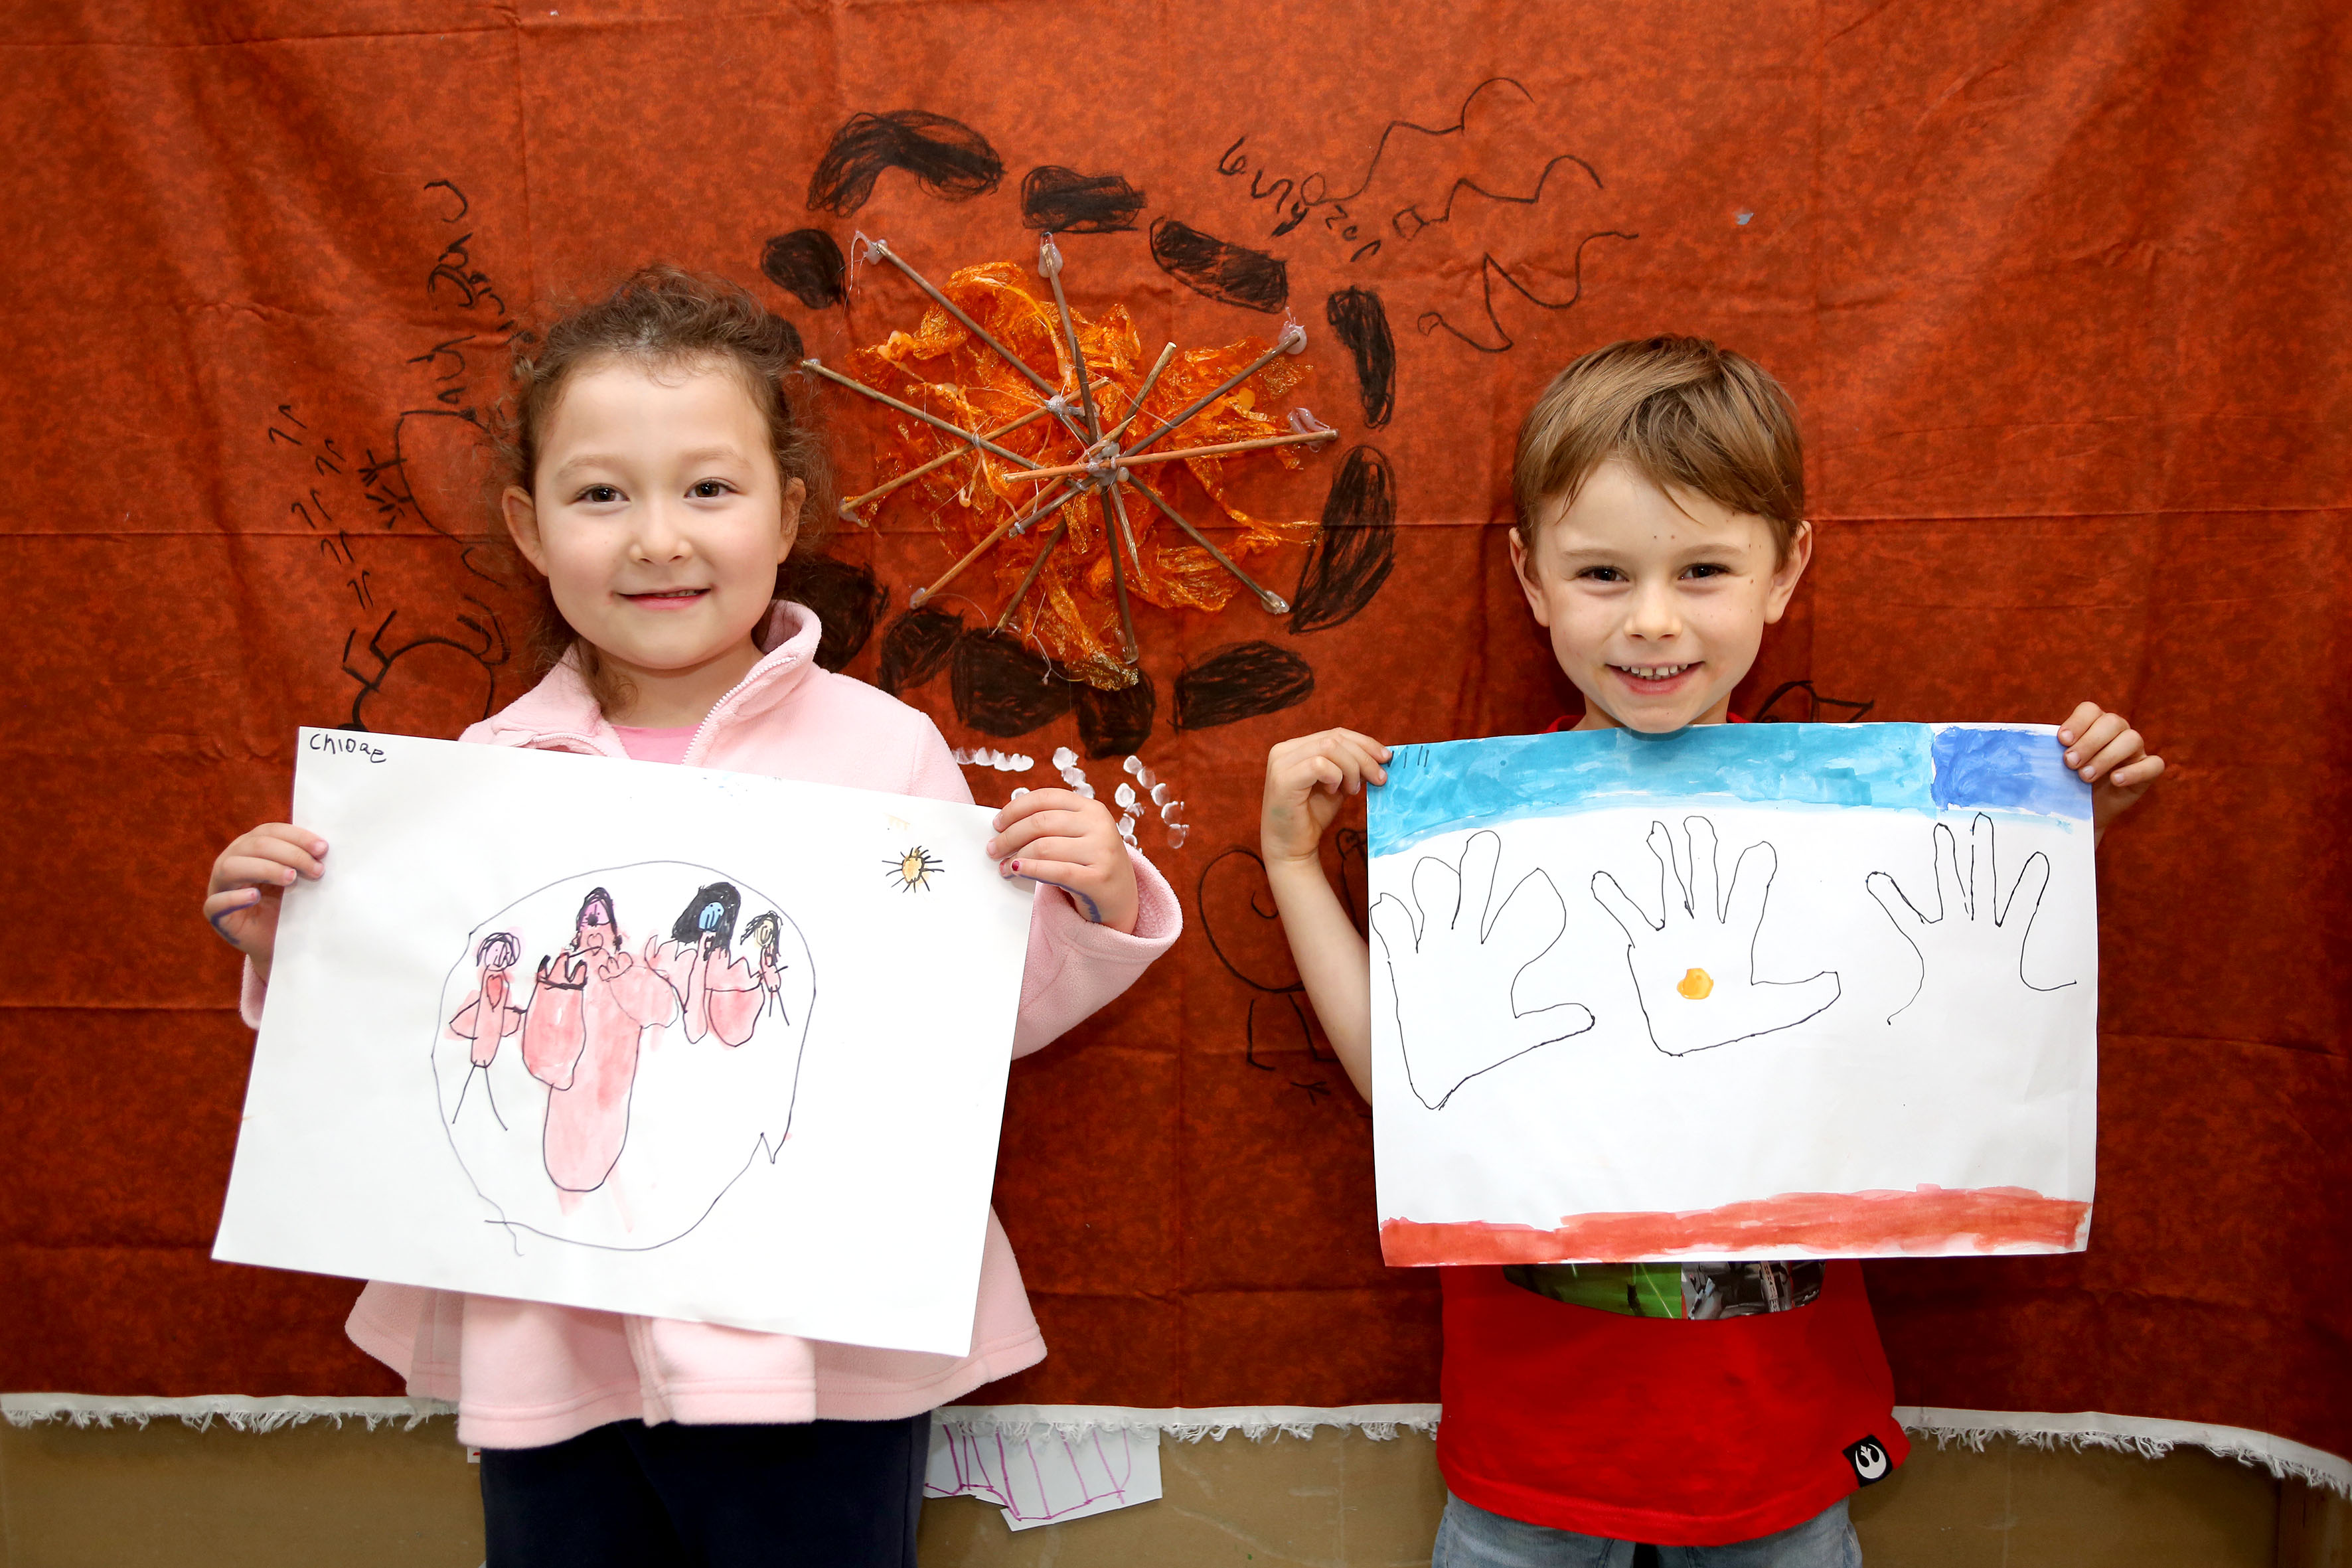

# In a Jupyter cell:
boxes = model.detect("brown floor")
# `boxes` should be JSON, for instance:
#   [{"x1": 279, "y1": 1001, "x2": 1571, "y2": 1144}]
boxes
[{"x1": 0, "y1": 1416, "x2": 2341, "y2": 1567}]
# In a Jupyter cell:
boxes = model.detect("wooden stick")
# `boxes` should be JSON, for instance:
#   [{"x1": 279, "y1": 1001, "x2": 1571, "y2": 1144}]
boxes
[
  {"x1": 1129, "y1": 478, "x2": 1291, "y2": 615},
  {"x1": 907, "y1": 483, "x2": 1081, "y2": 609},
  {"x1": 1042, "y1": 242, "x2": 1104, "y2": 442},
  {"x1": 870, "y1": 241, "x2": 1058, "y2": 400},
  {"x1": 837, "y1": 403, "x2": 1054, "y2": 518},
  {"x1": 1119, "y1": 329, "x2": 1300, "y2": 459},
  {"x1": 1016, "y1": 428, "x2": 1336, "y2": 484},
  {"x1": 1104, "y1": 500, "x2": 1140, "y2": 665},
  {"x1": 802, "y1": 359, "x2": 1044, "y2": 471},
  {"x1": 993, "y1": 518, "x2": 1067, "y2": 634},
  {"x1": 1099, "y1": 343, "x2": 1178, "y2": 445}
]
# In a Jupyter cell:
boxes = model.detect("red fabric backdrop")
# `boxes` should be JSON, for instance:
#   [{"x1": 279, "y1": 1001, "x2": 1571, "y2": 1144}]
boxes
[{"x1": 3, "y1": 0, "x2": 2345, "y2": 1466}]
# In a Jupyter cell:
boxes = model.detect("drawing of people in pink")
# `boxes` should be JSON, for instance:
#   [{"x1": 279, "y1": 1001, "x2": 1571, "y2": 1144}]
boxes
[
  {"x1": 645, "y1": 882, "x2": 779, "y2": 1049},
  {"x1": 445, "y1": 931, "x2": 526, "y2": 1129},
  {"x1": 520, "y1": 887, "x2": 680, "y2": 1193}
]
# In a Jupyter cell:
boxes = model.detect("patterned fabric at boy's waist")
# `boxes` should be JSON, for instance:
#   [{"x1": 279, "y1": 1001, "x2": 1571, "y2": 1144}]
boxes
[{"x1": 1502, "y1": 1259, "x2": 1823, "y2": 1320}]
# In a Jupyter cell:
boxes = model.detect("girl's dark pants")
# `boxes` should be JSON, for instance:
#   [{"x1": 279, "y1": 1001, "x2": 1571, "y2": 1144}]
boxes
[{"x1": 480, "y1": 1413, "x2": 929, "y2": 1568}]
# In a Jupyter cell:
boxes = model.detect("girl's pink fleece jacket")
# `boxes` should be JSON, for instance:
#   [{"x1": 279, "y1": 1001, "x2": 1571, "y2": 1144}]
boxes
[{"x1": 238, "y1": 601, "x2": 1182, "y2": 1449}]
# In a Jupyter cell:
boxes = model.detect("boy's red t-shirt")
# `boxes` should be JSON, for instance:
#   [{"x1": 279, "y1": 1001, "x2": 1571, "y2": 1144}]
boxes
[{"x1": 1432, "y1": 714, "x2": 1910, "y2": 1545}]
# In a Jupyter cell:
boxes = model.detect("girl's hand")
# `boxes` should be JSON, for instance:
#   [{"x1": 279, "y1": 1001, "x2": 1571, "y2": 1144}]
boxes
[
  {"x1": 2057, "y1": 701, "x2": 2165, "y2": 844},
  {"x1": 204, "y1": 823, "x2": 329, "y2": 979},
  {"x1": 989, "y1": 789, "x2": 1140, "y2": 933},
  {"x1": 1262, "y1": 730, "x2": 1391, "y2": 869}
]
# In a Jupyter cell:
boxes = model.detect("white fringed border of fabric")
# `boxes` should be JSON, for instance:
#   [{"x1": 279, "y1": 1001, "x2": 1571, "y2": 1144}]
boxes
[{"x1": 4, "y1": 1395, "x2": 2344, "y2": 1497}]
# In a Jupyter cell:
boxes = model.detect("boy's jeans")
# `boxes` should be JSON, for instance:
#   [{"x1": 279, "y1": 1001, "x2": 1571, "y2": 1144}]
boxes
[{"x1": 1433, "y1": 1492, "x2": 1861, "y2": 1568}]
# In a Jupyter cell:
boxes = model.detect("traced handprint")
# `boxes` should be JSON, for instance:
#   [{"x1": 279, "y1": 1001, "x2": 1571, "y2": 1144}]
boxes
[
  {"x1": 1369, "y1": 830, "x2": 1595, "y2": 1109},
  {"x1": 1865, "y1": 813, "x2": 2076, "y2": 1024},
  {"x1": 1591, "y1": 817, "x2": 1842, "y2": 1057}
]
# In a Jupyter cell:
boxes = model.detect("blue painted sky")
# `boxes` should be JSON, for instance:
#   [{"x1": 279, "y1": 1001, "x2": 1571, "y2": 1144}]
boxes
[{"x1": 1370, "y1": 723, "x2": 2088, "y2": 856}]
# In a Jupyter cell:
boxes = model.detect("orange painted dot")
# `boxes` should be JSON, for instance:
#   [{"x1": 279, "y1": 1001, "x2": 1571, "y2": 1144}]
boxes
[{"x1": 1677, "y1": 968, "x2": 1714, "y2": 1000}]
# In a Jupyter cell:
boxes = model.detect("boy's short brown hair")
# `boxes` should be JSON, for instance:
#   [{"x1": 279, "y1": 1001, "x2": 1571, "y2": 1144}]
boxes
[{"x1": 1512, "y1": 336, "x2": 1805, "y2": 562}]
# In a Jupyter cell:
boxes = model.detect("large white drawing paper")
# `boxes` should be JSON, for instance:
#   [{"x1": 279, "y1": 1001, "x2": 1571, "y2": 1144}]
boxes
[
  {"x1": 214, "y1": 729, "x2": 1036, "y2": 1355},
  {"x1": 1368, "y1": 723, "x2": 2097, "y2": 1266}
]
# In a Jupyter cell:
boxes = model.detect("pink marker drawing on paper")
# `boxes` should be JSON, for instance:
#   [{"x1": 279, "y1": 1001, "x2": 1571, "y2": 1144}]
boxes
[
  {"x1": 444, "y1": 931, "x2": 526, "y2": 1129},
  {"x1": 434, "y1": 862, "x2": 817, "y2": 1252}
]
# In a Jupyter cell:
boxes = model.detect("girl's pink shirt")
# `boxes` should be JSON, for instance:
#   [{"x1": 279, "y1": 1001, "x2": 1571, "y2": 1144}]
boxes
[
  {"x1": 607, "y1": 723, "x2": 697, "y2": 765},
  {"x1": 238, "y1": 601, "x2": 1182, "y2": 1448}
]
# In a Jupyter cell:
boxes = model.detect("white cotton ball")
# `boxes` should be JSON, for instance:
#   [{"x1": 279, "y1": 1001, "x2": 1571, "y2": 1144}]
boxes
[
  {"x1": 1052, "y1": 746, "x2": 1077, "y2": 769},
  {"x1": 1115, "y1": 783, "x2": 1137, "y2": 809},
  {"x1": 953, "y1": 747, "x2": 973, "y2": 765},
  {"x1": 1116, "y1": 817, "x2": 1137, "y2": 843},
  {"x1": 1010, "y1": 787, "x2": 1030, "y2": 800},
  {"x1": 1075, "y1": 781, "x2": 1096, "y2": 799},
  {"x1": 1160, "y1": 800, "x2": 1184, "y2": 824},
  {"x1": 1060, "y1": 766, "x2": 1086, "y2": 787},
  {"x1": 1122, "y1": 755, "x2": 1144, "y2": 776},
  {"x1": 1150, "y1": 782, "x2": 1171, "y2": 807},
  {"x1": 1011, "y1": 754, "x2": 1032, "y2": 771},
  {"x1": 1138, "y1": 767, "x2": 1157, "y2": 789},
  {"x1": 1165, "y1": 824, "x2": 1188, "y2": 848}
]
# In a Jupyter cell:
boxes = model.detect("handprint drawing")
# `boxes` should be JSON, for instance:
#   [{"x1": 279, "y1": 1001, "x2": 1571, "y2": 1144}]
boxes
[
  {"x1": 1591, "y1": 817, "x2": 1841, "y2": 1057},
  {"x1": 1370, "y1": 829, "x2": 1595, "y2": 1109},
  {"x1": 1865, "y1": 813, "x2": 2075, "y2": 1024}
]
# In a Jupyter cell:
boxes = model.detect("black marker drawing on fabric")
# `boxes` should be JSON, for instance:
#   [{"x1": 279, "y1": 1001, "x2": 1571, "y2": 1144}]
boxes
[
  {"x1": 1148, "y1": 217, "x2": 1291, "y2": 313},
  {"x1": 1291, "y1": 446, "x2": 1395, "y2": 633},
  {"x1": 884, "y1": 846, "x2": 945, "y2": 892},
  {"x1": 806, "y1": 110, "x2": 1004, "y2": 214},
  {"x1": 1077, "y1": 669, "x2": 1155, "y2": 759},
  {"x1": 423, "y1": 178, "x2": 469, "y2": 222},
  {"x1": 1324, "y1": 288, "x2": 1395, "y2": 427},
  {"x1": 1216, "y1": 77, "x2": 1599, "y2": 263},
  {"x1": 1020, "y1": 166, "x2": 1146, "y2": 232},
  {"x1": 1369, "y1": 830, "x2": 1595, "y2": 1109},
  {"x1": 1864, "y1": 813, "x2": 2075, "y2": 1024},
  {"x1": 878, "y1": 605, "x2": 965, "y2": 695},
  {"x1": 778, "y1": 553, "x2": 887, "y2": 672},
  {"x1": 951, "y1": 629, "x2": 1077, "y2": 737},
  {"x1": 761, "y1": 228, "x2": 848, "y2": 308},
  {"x1": 1418, "y1": 230, "x2": 1638, "y2": 354},
  {"x1": 1751, "y1": 681, "x2": 1877, "y2": 724},
  {"x1": 437, "y1": 862, "x2": 815, "y2": 1254},
  {"x1": 340, "y1": 603, "x2": 510, "y2": 733},
  {"x1": 1173, "y1": 641, "x2": 1314, "y2": 730},
  {"x1": 1196, "y1": 846, "x2": 1340, "y2": 1073},
  {"x1": 1591, "y1": 817, "x2": 1842, "y2": 1058}
]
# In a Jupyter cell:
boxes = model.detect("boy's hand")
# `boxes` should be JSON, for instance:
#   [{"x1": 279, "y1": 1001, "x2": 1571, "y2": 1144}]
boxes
[
  {"x1": 990, "y1": 789, "x2": 1140, "y2": 933},
  {"x1": 204, "y1": 823, "x2": 329, "y2": 979},
  {"x1": 1262, "y1": 730, "x2": 1391, "y2": 868},
  {"x1": 2057, "y1": 701, "x2": 2164, "y2": 842}
]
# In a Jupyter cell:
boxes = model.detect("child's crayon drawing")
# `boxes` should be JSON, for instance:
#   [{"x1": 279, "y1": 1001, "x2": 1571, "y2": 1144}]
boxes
[
  {"x1": 1370, "y1": 722, "x2": 2099, "y2": 1264},
  {"x1": 433, "y1": 862, "x2": 816, "y2": 1252}
]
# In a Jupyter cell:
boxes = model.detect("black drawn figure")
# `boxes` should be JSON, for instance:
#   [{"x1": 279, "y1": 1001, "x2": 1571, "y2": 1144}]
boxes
[
  {"x1": 1174, "y1": 641, "x2": 1315, "y2": 730},
  {"x1": 1149, "y1": 217, "x2": 1291, "y2": 313},
  {"x1": 1591, "y1": 817, "x2": 1842, "y2": 1058},
  {"x1": 1324, "y1": 288, "x2": 1395, "y2": 426},
  {"x1": 1864, "y1": 813, "x2": 2075, "y2": 1024},
  {"x1": 761, "y1": 229, "x2": 848, "y2": 308},
  {"x1": 878, "y1": 606, "x2": 965, "y2": 696},
  {"x1": 1020, "y1": 166, "x2": 1146, "y2": 232},
  {"x1": 437, "y1": 864, "x2": 817, "y2": 1251},
  {"x1": 445, "y1": 931, "x2": 526, "y2": 1129},
  {"x1": 1290, "y1": 446, "x2": 1396, "y2": 633},
  {"x1": 1370, "y1": 830, "x2": 1596, "y2": 1109},
  {"x1": 807, "y1": 110, "x2": 1003, "y2": 215}
]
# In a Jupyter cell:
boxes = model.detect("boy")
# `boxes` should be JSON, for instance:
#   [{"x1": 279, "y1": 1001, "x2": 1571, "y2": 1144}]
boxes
[{"x1": 1259, "y1": 337, "x2": 2163, "y2": 1565}]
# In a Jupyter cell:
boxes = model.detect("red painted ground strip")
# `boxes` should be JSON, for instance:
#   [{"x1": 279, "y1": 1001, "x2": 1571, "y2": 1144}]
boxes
[{"x1": 1381, "y1": 1186, "x2": 2092, "y2": 1265}]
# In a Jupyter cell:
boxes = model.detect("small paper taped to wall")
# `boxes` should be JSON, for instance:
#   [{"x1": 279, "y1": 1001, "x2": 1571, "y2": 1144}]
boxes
[{"x1": 925, "y1": 1420, "x2": 1162, "y2": 1529}]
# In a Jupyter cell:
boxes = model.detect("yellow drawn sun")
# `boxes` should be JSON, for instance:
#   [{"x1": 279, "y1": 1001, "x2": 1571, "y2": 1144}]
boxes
[{"x1": 884, "y1": 846, "x2": 945, "y2": 892}]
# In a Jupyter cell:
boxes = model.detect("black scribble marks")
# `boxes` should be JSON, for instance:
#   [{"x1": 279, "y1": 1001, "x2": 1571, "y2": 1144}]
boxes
[
  {"x1": 1196, "y1": 847, "x2": 1337, "y2": 1073},
  {"x1": 1751, "y1": 680, "x2": 1877, "y2": 724},
  {"x1": 1020, "y1": 167, "x2": 1145, "y2": 232},
  {"x1": 1417, "y1": 231, "x2": 1638, "y2": 354},
  {"x1": 951, "y1": 630, "x2": 1075, "y2": 737},
  {"x1": 1149, "y1": 218, "x2": 1290, "y2": 313},
  {"x1": 341, "y1": 603, "x2": 510, "y2": 735},
  {"x1": 1077, "y1": 668, "x2": 1155, "y2": 758},
  {"x1": 807, "y1": 110, "x2": 1003, "y2": 215},
  {"x1": 1387, "y1": 147, "x2": 1603, "y2": 242},
  {"x1": 1291, "y1": 447, "x2": 1396, "y2": 634},
  {"x1": 777, "y1": 554, "x2": 885, "y2": 672},
  {"x1": 1174, "y1": 641, "x2": 1314, "y2": 730},
  {"x1": 1324, "y1": 288, "x2": 1395, "y2": 427},
  {"x1": 760, "y1": 229, "x2": 847, "y2": 309},
  {"x1": 424, "y1": 179, "x2": 469, "y2": 222},
  {"x1": 1291, "y1": 1079, "x2": 1332, "y2": 1106},
  {"x1": 878, "y1": 606, "x2": 964, "y2": 696}
]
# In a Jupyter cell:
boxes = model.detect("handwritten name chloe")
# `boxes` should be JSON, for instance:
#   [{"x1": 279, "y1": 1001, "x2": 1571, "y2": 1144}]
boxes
[{"x1": 310, "y1": 733, "x2": 388, "y2": 764}]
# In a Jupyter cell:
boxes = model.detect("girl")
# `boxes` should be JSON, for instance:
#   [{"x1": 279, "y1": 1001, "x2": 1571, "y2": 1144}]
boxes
[{"x1": 202, "y1": 266, "x2": 1179, "y2": 1568}]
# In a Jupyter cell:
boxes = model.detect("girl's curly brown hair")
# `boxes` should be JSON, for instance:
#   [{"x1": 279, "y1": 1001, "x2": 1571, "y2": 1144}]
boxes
[{"x1": 497, "y1": 265, "x2": 836, "y2": 713}]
